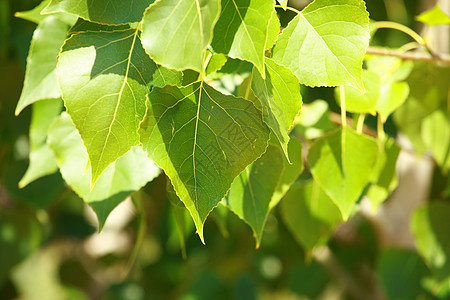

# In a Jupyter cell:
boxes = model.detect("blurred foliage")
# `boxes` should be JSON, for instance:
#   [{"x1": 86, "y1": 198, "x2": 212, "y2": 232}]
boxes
[{"x1": 1, "y1": 0, "x2": 449, "y2": 299}]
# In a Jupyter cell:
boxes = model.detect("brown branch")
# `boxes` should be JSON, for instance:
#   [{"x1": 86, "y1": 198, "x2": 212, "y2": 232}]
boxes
[{"x1": 366, "y1": 47, "x2": 450, "y2": 65}]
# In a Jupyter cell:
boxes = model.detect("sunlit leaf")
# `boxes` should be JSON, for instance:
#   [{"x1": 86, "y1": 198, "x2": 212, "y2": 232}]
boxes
[
  {"x1": 141, "y1": 0, "x2": 220, "y2": 73},
  {"x1": 15, "y1": 0, "x2": 77, "y2": 25},
  {"x1": 307, "y1": 127, "x2": 378, "y2": 219},
  {"x1": 15, "y1": 0, "x2": 53, "y2": 24},
  {"x1": 335, "y1": 70, "x2": 380, "y2": 115},
  {"x1": 42, "y1": 0, "x2": 153, "y2": 25},
  {"x1": 273, "y1": 0, "x2": 370, "y2": 90},
  {"x1": 377, "y1": 81, "x2": 409, "y2": 123},
  {"x1": 281, "y1": 180, "x2": 342, "y2": 252},
  {"x1": 366, "y1": 55, "x2": 412, "y2": 122},
  {"x1": 205, "y1": 53, "x2": 228, "y2": 76},
  {"x1": 211, "y1": 0, "x2": 274, "y2": 76},
  {"x1": 276, "y1": 0, "x2": 288, "y2": 10},
  {"x1": 139, "y1": 82, "x2": 270, "y2": 242},
  {"x1": 251, "y1": 58, "x2": 302, "y2": 159},
  {"x1": 266, "y1": 10, "x2": 281, "y2": 50},
  {"x1": 68, "y1": 18, "x2": 130, "y2": 34},
  {"x1": 19, "y1": 99, "x2": 62, "y2": 188},
  {"x1": 47, "y1": 113, "x2": 160, "y2": 229},
  {"x1": 366, "y1": 55, "x2": 413, "y2": 82},
  {"x1": 57, "y1": 28, "x2": 180, "y2": 185},
  {"x1": 15, "y1": 16, "x2": 68, "y2": 115},
  {"x1": 293, "y1": 100, "x2": 336, "y2": 140},
  {"x1": 416, "y1": 4, "x2": 450, "y2": 26}
]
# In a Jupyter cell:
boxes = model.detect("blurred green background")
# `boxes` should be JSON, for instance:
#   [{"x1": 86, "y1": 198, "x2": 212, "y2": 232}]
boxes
[{"x1": 1, "y1": 0, "x2": 449, "y2": 299}]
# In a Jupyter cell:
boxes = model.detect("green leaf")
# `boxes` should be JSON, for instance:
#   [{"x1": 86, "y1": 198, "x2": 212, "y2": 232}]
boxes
[
  {"x1": 416, "y1": 4, "x2": 450, "y2": 26},
  {"x1": 422, "y1": 110, "x2": 450, "y2": 172},
  {"x1": 47, "y1": 113, "x2": 160, "y2": 229},
  {"x1": 211, "y1": 0, "x2": 274, "y2": 77},
  {"x1": 224, "y1": 138, "x2": 302, "y2": 246},
  {"x1": 68, "y1": 18, "x2": 130, "y2": 34},
  {"x1": 270, "y1": 138, "x2": 304, "y2": 209},
  {"x1": 15, "y1": 0, "x2": 77, "y2": 25},
  {"x1": 307, "y1": 127, "x2": 378, "y2": 219},
  {"x1": 57, "y1": 28, "x2": 180, "y2": 185},
  {"x1": 412, "y1": 201, "x2": 450, "y2": 281},
  {"x1": 335, "y1": 70, "x2": 380, "y2": 115},
  {"x1": 42, "y1": 0, "x2": 154, "y2": 25},
  {"x1": 366, "y1": 138, "x2": 400, "y2": 213},
  {"x1": 15, "y1": 0, "x2": 52, "y2": 24},
  {"x1": 293, "y1": 100, "x2": 337, "y2": 140},
  {"x1": 224, "y1": 143, "x2": 284, "y2": 247},
  {"x1": 139, "y1": 82, "x2": 270, "y2": 242},
  {"x1": 141, "y1": 0, "x2": 220, "y2": 72},
  {"x1": 15, "y1": 16, "x2": 68, "y2": 115},
  {"x1": 266, "y1": 10, "x2": 280, "y2": 50},
  {"x1": 205, "y1": 53, "x2": 228, "y2": 76},
  {"x1": 280, "y1": 180, "x2": 342, "y2": 252},
  {"x1": 365, "y1": 56, "x2": 412, "y2": 122},
  {"x1": 366, "y1": 55, "x2": 413, "y2": 82},
  {"x1": 251, "y1": 58, "x2": 302, "y2": 160},
  {"x1": 276, "y1": 0, "x2": 288, "y2": 10},
  {"x1": 272, "y1": 0, "x2": 370, "y2": 91},
  {"x1": 19, "y1": 99, "x2": 63, "y2": 188},
  {"x1": 376, "y1": 81, "x2": 409, "y2": 123}
]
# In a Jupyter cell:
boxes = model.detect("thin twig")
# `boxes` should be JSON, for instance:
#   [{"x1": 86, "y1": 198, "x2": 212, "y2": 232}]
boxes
[{"x1": 366, "y1": 47, "x2": 450, "y2": 65}]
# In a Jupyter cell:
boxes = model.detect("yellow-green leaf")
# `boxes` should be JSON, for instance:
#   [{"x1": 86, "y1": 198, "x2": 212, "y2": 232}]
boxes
[
  {"x1": 307, "y1": 127, "x2": 378, "y2": 219},
  {"x1": 57, "y1": 28, "x2": 180, "y2": 185},
  {"x1": 273, "y1": 0, "x2": 370, "y2": 91},
  {"x1": 141, "y1": 0, "x2": 220, "y2": 73}
]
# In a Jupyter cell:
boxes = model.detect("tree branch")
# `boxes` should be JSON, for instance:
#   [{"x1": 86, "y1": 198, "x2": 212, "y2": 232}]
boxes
[{"x1": 366, "y1": 47, "x2": 450, "y2": 65}]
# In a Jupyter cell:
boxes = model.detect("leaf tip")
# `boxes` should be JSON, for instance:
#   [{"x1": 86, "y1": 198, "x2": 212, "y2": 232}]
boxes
[
  {"x1": 15, "y1": 105, "x2": 24, "y2": 116},
  {"x1": 89, "y1": 177, "x2": 98, "y2": 191},
  {"x1": 17, "y1": 180, "x2": 26, "y2": 189},
  {"x1": 197, "y1": 228, "x2": 206, "y2": 245}
]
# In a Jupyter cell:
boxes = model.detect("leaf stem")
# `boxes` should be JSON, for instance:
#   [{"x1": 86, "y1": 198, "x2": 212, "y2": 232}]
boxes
[
  {"x1": 203, "y1": 51, "x2": 213, "y2": 74},
  {"x1": 356, "y1": 114, "x2": 365, "y2": 134},
  {"x1": 274, "y1": 4, "x2": 300, "y2": 14},
  {"x1": 398, "y1": 42, "x2": 420, "y2": 53},
  {"x1": 373, "y1": 21, "x2": 426, "y2": 47},
  {"x1": 340, "y1": 86, "x2": 347, "y2": 127}
]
